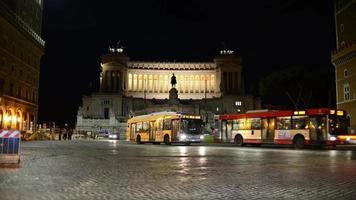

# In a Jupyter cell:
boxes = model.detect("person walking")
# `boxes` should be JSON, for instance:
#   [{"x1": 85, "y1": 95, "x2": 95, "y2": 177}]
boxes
[
  {"x1": 68, "y1": 129, "x2": 73, "y2": 140},
  {"x1": 59, "y1": 129, "x2": 62, "y2": 141}
]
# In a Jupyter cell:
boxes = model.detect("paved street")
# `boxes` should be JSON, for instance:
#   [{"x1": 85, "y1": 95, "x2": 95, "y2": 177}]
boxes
[{"x1": 1, "y1": 141, "x2": 356, "y2": 200}]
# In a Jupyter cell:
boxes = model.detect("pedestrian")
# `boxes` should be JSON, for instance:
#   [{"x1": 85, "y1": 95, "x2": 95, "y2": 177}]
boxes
[
  {"x1": 68, "y1": 129, "x2": 73, "y2": 140},
  {"x1": 59, "y1": 129, "x2": 62, "y2": 141},
  {"x1": 63, "y1": 128, "x2": 67, "y2": 140}
]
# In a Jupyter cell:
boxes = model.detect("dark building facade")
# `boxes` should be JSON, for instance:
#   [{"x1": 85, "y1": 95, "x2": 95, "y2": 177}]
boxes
[
  {"x1": 332, "y1": 0, "x2": 356, "y2": 132},
  {"x1": 0, "y1": 0, "x2": 45, "y2": 131}
]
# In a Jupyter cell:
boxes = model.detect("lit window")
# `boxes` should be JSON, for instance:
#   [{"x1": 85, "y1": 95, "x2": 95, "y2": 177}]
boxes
[{"x1": 344, "y1": 83, "x2": 351, "y2": 101}]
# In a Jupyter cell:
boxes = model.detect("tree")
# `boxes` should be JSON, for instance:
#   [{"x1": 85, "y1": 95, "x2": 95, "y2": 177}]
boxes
[{"x1": 258, "y1": 65, "x2": 335, "y2": 109}]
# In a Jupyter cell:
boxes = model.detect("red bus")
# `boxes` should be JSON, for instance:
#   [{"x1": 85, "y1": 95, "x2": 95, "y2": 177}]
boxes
[{"x1": 216, "y1": 108, "x2": 356, "y2": 148}]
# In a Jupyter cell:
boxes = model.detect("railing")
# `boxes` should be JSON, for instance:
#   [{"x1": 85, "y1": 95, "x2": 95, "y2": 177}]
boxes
[{"x1": 0, "y1": 1, "x2": 45, "y2": 46}]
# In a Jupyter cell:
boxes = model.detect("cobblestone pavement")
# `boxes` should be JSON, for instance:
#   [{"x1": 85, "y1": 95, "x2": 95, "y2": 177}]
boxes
[{"x1": 1, "y1": 141, "x2": 356, "y2": 200}]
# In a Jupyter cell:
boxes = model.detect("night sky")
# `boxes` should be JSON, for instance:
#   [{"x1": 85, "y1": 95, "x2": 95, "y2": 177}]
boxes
[{"x1": 38, "y1": 0, "x2": 335, "y2": 126}]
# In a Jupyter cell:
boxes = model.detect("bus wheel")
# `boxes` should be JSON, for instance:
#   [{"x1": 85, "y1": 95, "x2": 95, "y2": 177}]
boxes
[
  {"x1": 164, "y1": 135, "x2": 171, "y2": 145},
  {"x1": 294, "y1": 135, "x2": 305, "y2": 149},
  {"x1": 136, "y1": 135, "x2": 142, "y2": 144},
  {"x1": 235, "y1": 135, "x2": 244, "y2": 146}
]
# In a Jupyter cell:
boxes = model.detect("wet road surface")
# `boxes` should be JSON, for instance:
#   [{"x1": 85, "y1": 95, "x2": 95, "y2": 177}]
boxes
[{"x1": 1, "y1": 140, "x2": 356, "y2": 200}]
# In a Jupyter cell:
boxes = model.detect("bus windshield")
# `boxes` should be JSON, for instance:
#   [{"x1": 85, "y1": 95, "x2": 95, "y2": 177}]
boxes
[
  {"x1": 180, "y1": 119, "x2": 203, "y2": 134},
  {"x1": 329, "y1": 115, "x2": 348, "y2": 135}
]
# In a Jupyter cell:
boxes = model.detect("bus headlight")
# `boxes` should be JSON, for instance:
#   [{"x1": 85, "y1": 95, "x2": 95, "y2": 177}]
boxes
[
  {"x1": 329, "y1": 136, "x2": 337, "y2": 141},
  {"x1": 200, "y1": 135, "x2": 204, "y2": 140},
  {"x1": 180, "y1": 134, "x2": 187, "y2": 141}
]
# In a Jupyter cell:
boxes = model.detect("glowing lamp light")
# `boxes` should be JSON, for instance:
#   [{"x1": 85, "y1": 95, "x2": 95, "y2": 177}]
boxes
[
  {"x1": 330, "y1": 110, "x2": 336, "y2": 115},
  {"x1": 12, "y1": 116, "x2": 17, "y2": 123},
  {"x1": 4, "y1": 115, "x2": 11, "y2": 123},
  {"x1": 329, "y1": 136, "x2": 337, "y2": 141},
  {"x1": 337, "y1": 110, "x2": 344, "y2": 116}
]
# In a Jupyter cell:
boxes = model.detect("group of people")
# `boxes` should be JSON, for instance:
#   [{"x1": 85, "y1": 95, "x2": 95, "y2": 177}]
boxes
[{"x1": 58, "y1": 128, "x2": 73, "y2": 141}]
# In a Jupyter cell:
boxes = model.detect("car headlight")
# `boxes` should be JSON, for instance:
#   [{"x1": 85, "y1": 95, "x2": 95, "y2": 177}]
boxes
[
  {"x1": 200, "y1": 135, "x2": 204, "y2": 140},
  {"x1": 112, "y1": 135, "x2": 117, "y2": 138},
  {"x1": 180, "y1": 134, "x2": 187, "y2": 140},
  {"x1": 329, "y1": 136, "x2": 337, "y2": 141}
]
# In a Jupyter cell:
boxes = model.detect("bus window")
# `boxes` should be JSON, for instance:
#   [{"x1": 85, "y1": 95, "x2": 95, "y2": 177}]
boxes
[
  {"x1": 236, "y1": 118, "x2": 250, "y2": 130},
  {"x1": 157, "y1": 119, "x2": 163, "y2": 131},
  {"x1": 250, "y1": 118, "x2": 261, "y2": 129},
  {"x1": 232, "y1": 120, "x2": 238, "y2": 130},
  {"x1": 163, "y1": 119, "x2": 172, "y2": 130},
  {"x1": 180, "y1": 118, "x2": 203, "y2": 134},
  {"x1": 142, "y1": 122, "x2": 149, "y2": 131},
  {"x1": 137, "y1": 122, "x2": 143, "y2": 131},
  {"x1": 292, "y1": 116, "x2": 308, "y2": 129},
  {"x1": 329, "y1": 115, "x2": 348, "y2": 135},
  {"x1": 276, "y1": 117, "x2": 291, "y2": 130}
]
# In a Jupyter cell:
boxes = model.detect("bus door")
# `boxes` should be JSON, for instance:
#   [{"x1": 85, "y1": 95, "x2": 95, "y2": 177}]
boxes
[
  {"x1": 226, "y1": 120, "x2": 232, "y2": 142},
  {"x1": 222, "y1": 120, "x2": 227, "y2": 142},
  {"x1": 309, "y1": 116, "x2": 326, "y2": 144},
  {"x1": 130, "y1": 123, "x2": 136, "y2": 141},
  {"x1": 149, "y1": 121, "x2": 155, "y2": 141},
  {"x1": 262, "y1": 118, "x2": 275, "y2": 142},
  {"x1": 172, "y1": 120, "x2": 179, "y2": 141}
]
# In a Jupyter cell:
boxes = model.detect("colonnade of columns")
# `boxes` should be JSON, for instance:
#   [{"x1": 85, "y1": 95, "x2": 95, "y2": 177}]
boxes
[
  {"x1": 101, "y1": 70, "x2": 122, "y2": 92},
  {"x1": 127, "y1": 73, "x2": 216, "y2": 94}
]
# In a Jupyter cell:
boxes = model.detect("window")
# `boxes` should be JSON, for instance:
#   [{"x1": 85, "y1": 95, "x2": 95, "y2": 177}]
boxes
[
  {"x1": 136, "y1": 122, "x2": 143, "y2": 132},
  {"x1": 276, "y1": 117, "x2": 291, "y2": 129},
  {"x1": 232, "y1": 118, "x2": 254, "y2": 130},
  {"x1": 235, "y1": 101, "x2": 242, "y2": 106},
  {"x1": 157, "y1": 119, "x2": 163, "y2": 131},
  {"x1": 344, "y1": 83, "x2": 351, "y2": 101},
  {"x1": 163, "y1": 119, "x2": 172, "y2": 130},
  {"x1": 250, "y1": 118, "x2": 261, "y2": 129},
  {"x1": 292, "y1": 116, "x2": 308, "y2": 129},
  {"x1": 344, "y1": 69, "x2": 348, "y2": 77},
  {"x1": 232, "y1": 120, "x2": 238, "y2": 130},
  {"x1": 142, "y1": 122, "x2": 149, "y2": 131}
]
